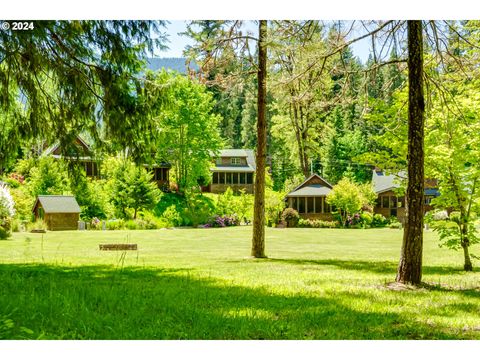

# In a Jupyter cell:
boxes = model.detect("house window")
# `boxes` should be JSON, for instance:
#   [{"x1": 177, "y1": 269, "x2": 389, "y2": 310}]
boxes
[
  {"x1": 298, "y1": 197, "x2": 306, "y2": 214},
  {"x1": 216, "y1": 158, "x2": 222, "y2": 165},
  {"x1": 291, "y1": 197, "x2": 297, "y2": 211},
  {"x1": 155, "y1": 168, "x2": 162, "y2": 181},
  {"x1": 240, "y1": 173, "x2": 246, "y2": 184},
  {"x1": 219, "y1": 172, "x2": 225, "y2": 184},
  {"x1": 231, "y1": 158, "x2": 241, "y2": 165},
  {"x1": 213, "y1": 172, "x2": 219, "y2": 184},
  {"x1": 382, "y1": 196, "x2": 389, "y2": 208},
  {"x1": 307, "y1": 197, "x2": 314, "y2": 213},
  {"x1": 246, "y1": 173, "x2": 253, "y2": 184},
  {"x1": 390, "y1": 196, "x2": 397, "y2": 209},
  {"x1": 226, "y1": 172, "x2": 232, "y2": 184},
  {"x1": 315, "y1": 197, "x2": 323, "y2": 213}
]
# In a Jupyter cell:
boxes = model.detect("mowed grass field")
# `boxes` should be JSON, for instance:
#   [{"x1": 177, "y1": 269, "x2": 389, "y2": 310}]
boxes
[{"x1": 0, "y1": 227, "x2": 479, "y2": 340}]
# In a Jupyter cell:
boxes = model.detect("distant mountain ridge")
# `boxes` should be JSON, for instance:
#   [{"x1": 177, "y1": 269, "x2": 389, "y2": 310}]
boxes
[{"x1": 146, "y1": 57, "x2": 198, "y2": 74}]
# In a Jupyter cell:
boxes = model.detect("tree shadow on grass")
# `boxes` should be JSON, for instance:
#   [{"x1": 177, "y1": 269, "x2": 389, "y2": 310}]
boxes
[
  {"x1": 267, "y1": 258, "x2": 477, "y2": 276},
  {"x1": 0, "y1": 263, "x2": 476, "y2": 340}
]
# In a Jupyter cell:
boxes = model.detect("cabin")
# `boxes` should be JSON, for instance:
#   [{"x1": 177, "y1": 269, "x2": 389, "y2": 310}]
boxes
[
  {"x1": 372, "y1": 169, "x2": 439, "y2": 223},
  {"x1": 44, "y1": 135, "x2": 171, "y2": 189},
  {"x1": 32, "y1": 195, "x2": 81, "y2": 231},
  {"x1": 203, "y1": 149, "x2": 256, "y2": 194},
  {"x1": 145, "y1": 162, "x2": 171, "y2": 190},
  {"x1": 43, "y1": 135, "x2": 101, "y2": 178},
  {"x1": 285, "y1": 174, "x2": 334, "y2": 221}
]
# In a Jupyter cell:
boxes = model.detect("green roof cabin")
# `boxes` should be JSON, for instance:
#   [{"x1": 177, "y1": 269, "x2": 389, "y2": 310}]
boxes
[{"x1": 32, "y1": 195, "x2": 81, "y2": 231}]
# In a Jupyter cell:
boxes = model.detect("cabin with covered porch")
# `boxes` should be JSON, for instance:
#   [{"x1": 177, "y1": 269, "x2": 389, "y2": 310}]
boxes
[
  {"x1": 285, "y1": 174, "x2": 334, "y2": 221},
  {"x1": 204, "y1": 149, "x2": 256, "y2": 194}
]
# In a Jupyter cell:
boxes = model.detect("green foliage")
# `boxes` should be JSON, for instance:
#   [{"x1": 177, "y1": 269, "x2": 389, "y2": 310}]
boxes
[
  {"x1": 0, "y1": 183, "x2": 15, "y2": 239},
  {"x1": 183, "y1": 191, "x2": 217, "y2": 227},
  {"x1": 372, "y1": 214, "x2": 388, "y2": 228},
  {"x1": 282, "y1": 207, "x2": 299, "y2": 227},
  {"x1": 297, "y1": 219, "x2": 339, "y2": 228},
  {"x1": 9, "y1": 186, "x2": 33, "y2": 221},
  {"x1": 233, "y1": 190, "x2": 254, "y2": 223},
  {"x1": 26, "y1": 157, "x2": 71, "y2": 197},
  {"x1": 431, "y1": 212, "x2": 480, "y2": 252},
  {"x1": 265, "y1": 189, "x2": 285, "y2": 226},
  {"x1": 216, "y1": 187, "x2": 236, "y2": 217},
  {"x1": 326, "y1": 178, "x2": 375, "y2": 227},
  {"x1": 161, "y1": 205, "x2": 182, "y2": 227},
  {"x1": 0, "y1": 20, "x2": 168, "y2": 168},
  {"x1": 26, "y1": 219, "x2": 48, "y2": 232},
  {"x1": 152, "y1": 71, "x2": 222, "y2": 192},
  {"x1": 70, "y1": 174, "x2": 110, "y2": 220},
  {"x1": 109, "y1": 160, "x2": 161, "y2": 219}
]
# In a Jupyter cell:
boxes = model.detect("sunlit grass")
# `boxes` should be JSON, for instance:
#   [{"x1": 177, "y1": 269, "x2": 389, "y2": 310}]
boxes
[{"x1": 0, "y1": 227, "x2": 479, "y2": 339}]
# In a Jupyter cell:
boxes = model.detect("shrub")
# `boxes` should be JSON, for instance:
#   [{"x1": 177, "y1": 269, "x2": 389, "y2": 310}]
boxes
[
  {"x1": 105, "y1": 219, "x2": 125, "y2": 230},
  {"x1": 389, "y1": 221, "x2": 402, "y2": 229},
  {"x1": 26, "y1": 219, "x2": 47, "y2": 232},
  {"x1": 265, "y1": 189, "x2": 285, "y2": 227},
  {"x1": 9, "y1": 186, "x2": 33, "y2": 221},
  {"x1": 282, "y1": 208, "x2": 299, "y2": 227},
  {"x1": 359, "y1": 212, "x2": 373, "y2": 227},
  {"x1": 297, "y1": 218, "x2": 339, "y2": 228},
  {"x1": 205, "y1": 214, "x2": 240, "y2": 228},
  {"x1": 372, "y1": 214, "x2": 388, "y2": 228},
  {"x1": 0, "y1": 183, "x2": 15, "y2": 239},
  {"x1": 182, "y1": 192, "x2": 216, "y2": 226},
  {"x1": 0, "y1": 226, "x2": 9, "y2": 239},
  {"x1": 160, "y1": 205, "x2": 182, "y2": 227}
]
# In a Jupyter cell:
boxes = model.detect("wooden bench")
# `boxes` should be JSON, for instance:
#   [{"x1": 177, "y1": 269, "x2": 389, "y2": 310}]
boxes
[{"x1": 99, "y1": 244, "x2": 138, "y2": 251}]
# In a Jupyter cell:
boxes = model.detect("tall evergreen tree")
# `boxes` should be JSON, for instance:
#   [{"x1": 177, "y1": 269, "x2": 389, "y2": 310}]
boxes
[{"x1": 396, "y1": 20, "x2": 425, "y2": 285}]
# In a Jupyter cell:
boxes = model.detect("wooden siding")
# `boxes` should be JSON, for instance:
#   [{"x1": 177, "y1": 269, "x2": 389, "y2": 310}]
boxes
[
  {"x1": 216, "y1": 156, "x2": 248, "y2": 166},
  {"x1": 33, "y1": 203, "x2": 80, "y2": 231}
]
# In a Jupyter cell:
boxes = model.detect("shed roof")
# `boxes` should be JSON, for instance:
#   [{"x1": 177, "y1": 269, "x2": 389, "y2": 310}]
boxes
[{"x1": 34, "y1": 195, "x2": 81, "y2": 214}]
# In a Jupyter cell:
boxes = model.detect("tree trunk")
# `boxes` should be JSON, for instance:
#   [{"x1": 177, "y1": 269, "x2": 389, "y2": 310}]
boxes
[
  {"x1": 251, "y1": 20, "x2": 268, "y2": 258},
  {"x1": 396, "y1": 21, "x2": 425, "y2": 285},
  {"x1": 460, "y1": 221, "x2": 473, "y2": 271},
  {"x1": 462, "y1": 242, "x2": 473, "y2": 271}
]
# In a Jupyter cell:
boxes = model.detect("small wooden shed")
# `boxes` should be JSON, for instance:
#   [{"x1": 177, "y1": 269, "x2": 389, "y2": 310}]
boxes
[{"x1": 32, "y1": 195, "x2": 81, "y2": 231}]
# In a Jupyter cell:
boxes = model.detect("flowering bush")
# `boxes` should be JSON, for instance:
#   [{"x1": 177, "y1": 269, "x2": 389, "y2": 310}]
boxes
[
  {"x1": 0, "y1": 184, "x2": 16, "y2": 239},
  {"x1": 282, "y1": 208, "x2": 300, "y2": 227},
  {"x1": 204, "y1": 214, "x2": 240, "y2": 228}
]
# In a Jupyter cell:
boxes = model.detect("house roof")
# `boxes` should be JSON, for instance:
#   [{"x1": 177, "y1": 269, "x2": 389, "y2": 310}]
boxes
[
  {"x1": 286, "y1": 174, "x2": 333, "y2": 197},
  {"x1": 287, "y1": 184, "x2": 332, "y2": 197},
  {"x1": 210, "y1": 165, "x2": 255, "y2": 173},
  {"x1": 372, "y1": 170, "x2": 406, "y2": 194},
  {"x1": 212, "y1": 149, "x2": 257, "y2": 171},
  {"x1": 33, "y1": 195, "x2": 81, "y2": 214},
  {"x1": 43, "y1": 135, "x2": 93, "y2": 157}
]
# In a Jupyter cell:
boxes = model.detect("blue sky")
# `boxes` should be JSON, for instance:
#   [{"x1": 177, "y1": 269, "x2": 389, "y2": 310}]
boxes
[{"x1": 160, "y1": 21, "x2": 372, "y2": 63}]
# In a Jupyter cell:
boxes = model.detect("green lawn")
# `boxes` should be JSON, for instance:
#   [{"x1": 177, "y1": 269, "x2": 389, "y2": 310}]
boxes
[{"x1": 0, "y1": 227, "x2": 479, "y2": 339}]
